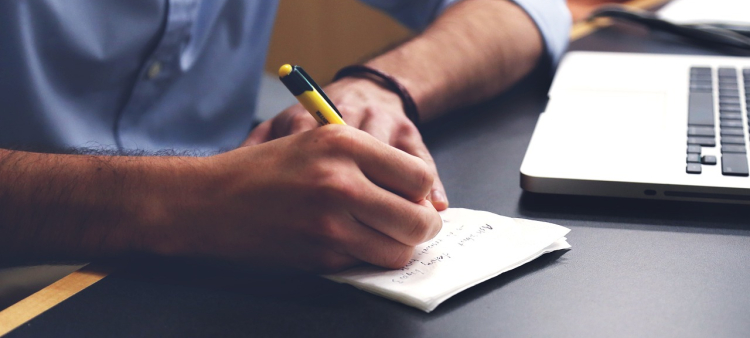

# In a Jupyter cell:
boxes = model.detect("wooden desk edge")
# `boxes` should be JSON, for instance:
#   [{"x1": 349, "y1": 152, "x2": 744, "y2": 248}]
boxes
[
  {"x1": 0, "y1": 265, "x2": 108, "y2": 337},
  {"x1": 0, "y1": 0, "x2": 672, "y2": 335}
]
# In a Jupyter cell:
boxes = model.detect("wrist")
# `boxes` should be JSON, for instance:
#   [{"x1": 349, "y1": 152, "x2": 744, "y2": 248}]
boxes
[
  {"x1": 334, "y1": 65, "x2": 420, "y2": 126},
  {"x1": 130, "y1": 155, "x2": 215, "y2": 259}
]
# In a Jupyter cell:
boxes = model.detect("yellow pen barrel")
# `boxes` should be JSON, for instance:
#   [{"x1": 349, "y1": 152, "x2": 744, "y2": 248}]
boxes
[
  {"x1": 279, "y1": 64, "x2": 346, "y2": 126},
  {"x1": 295, "y1": 90, "x2": 346, "y2": 126}
]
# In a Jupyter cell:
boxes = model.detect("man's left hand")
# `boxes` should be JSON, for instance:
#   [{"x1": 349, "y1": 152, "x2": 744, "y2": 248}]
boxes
[{"x1": 244, "y1": 77, "x2": 448, "y2": 211}]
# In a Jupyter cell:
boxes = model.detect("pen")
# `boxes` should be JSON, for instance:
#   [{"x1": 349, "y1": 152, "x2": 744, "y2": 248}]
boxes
[{"x1": 278, "y1": 64, "x2": 346, "y2": 126}]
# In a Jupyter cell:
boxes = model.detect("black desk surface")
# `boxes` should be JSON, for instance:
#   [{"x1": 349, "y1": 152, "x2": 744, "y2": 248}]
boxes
[{"x1": 8, "y1": 24, "x2": 750, "y2": 338}]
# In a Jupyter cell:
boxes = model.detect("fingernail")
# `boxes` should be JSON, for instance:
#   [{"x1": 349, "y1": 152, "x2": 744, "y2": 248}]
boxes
[{"x1": 431, "y1": 190, "x2": 448, "y2": 210}]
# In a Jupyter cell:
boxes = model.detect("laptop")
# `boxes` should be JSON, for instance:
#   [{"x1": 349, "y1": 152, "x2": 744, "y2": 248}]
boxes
[{"x1": 520, "y1": 51, "x2": 750, "y2": 203}]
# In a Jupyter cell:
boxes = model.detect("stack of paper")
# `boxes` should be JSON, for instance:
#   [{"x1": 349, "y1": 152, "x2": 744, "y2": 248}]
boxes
[{"x1": 325, "y1": 208, "x2": 570, "y2": 312}]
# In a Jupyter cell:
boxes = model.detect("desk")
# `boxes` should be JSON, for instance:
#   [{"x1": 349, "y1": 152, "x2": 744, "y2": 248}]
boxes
[{"x1": 4, "y1": 19, "x2": 750, "y2": 338}]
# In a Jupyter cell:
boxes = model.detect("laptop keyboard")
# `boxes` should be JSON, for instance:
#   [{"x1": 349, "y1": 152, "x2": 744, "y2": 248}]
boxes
[{"x1": 687, "y1": 67, "x2": 750, "y2": 176}]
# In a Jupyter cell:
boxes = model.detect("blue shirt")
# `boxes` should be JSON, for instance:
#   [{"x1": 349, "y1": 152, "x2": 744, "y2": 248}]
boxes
[{"x1": 0, "y1": 0, "x2": 570, "y2": 153}]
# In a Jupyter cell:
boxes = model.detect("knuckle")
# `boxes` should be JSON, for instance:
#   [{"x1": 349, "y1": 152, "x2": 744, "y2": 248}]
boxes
[
  {"x1": 399, "y1": 121, "x2": 422, "y2": 140},
  {"x1": 428, "y1": 213, "x2": 443, "y2": 240},
  {"x1": 404, "y1": 218, "x2": 430, "y2": 245},
  {"x1": 314, "y1": 125, "x2": 360, "y2": 155},
  {"x1": 386, "y1": 246, "x2": 415, "y2": 269},
  {"x1": 337, "y1": 105, "x2": 361, "y2": 118},
  {"x1": 311, "y1": 215, "x2": 344, "y2": 245},
  {"x1": 318, "y1": 174, "x2": 360, "y2": 202},
  {"x1": 405, "y1": 211, "x2": 441, "y2": 245},
  {"x1": 414, "y1": 160, "x2": 433, "y2": 193},
  {"x1": 290, "y1": 114, "x2": 315, "y2": 130}
]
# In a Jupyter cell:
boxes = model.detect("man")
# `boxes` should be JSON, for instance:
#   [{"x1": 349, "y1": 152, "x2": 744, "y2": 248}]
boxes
[{"x1": 0, "y1": 0, "x2": 569, "y2": 275}]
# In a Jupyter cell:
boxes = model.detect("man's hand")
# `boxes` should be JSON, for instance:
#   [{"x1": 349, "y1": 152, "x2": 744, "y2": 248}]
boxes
[
  {"x1": 0, "y1": 127, "x2": 441, "y2": 272},
  {"x1": 244, "y1": 77, "x2": 449, "y2": 211},
  {"x1": 170, "y1": 126, "x2": 442, "y2": 272}
]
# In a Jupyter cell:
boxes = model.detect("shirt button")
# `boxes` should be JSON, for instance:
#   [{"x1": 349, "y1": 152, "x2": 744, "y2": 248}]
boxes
[{"x1": 147, "y1": 61, "x2": 162, "y2": 79}]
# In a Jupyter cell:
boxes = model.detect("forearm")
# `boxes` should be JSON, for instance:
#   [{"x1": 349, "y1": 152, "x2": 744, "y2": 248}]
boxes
[
  {"x1": 0, "y1": 149, "x2": 200, "y2": 264},
  {"x1": 367, "y1": 0, "x2": 544, "y2": 121}
]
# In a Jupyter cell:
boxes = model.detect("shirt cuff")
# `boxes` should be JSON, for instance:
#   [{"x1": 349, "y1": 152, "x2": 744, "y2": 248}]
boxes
[
  {"x1": 510, "y1": 0, "x2": 571, "y2": 67},
  {"x1": 362, "y1": 0, "x2": 571, "y2": 67}
]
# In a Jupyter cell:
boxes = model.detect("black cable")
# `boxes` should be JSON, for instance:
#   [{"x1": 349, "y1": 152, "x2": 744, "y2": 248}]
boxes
[{"x1": 588, "y1": 6, "x2": 750, "y2": 51}]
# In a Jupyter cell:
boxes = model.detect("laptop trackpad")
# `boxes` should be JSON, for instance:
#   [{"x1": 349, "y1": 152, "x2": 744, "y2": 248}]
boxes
[
  {"x1": 547, "y1": 89, "x2": 668, "y2": 140},
  {"x1": 529, "y1": 90, "x2": 671, "y2": 179}
]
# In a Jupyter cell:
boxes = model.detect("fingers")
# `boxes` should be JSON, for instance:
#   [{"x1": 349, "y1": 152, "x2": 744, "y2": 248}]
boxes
[
  {"x1": 243, "y1": 120, "x2": 273, "y2": 146},
  {"x1": 358, "y1": 110, "x2": 395, "y2": 144},
  {"x1": 271, "y1": 106, "x2": 319, "y2": 138},
  {"x1": 347, "y1": 180, "x2": 442, "y2": 246},
  {"x1": 335, "y1": 104, "x2": 367, "y2": 129},
  {"x1": 328, "y1": 127, "x2": 432, "y2": 203},
  {"x1": 311, "y1": 180, "x2": 441, "y2": 270},
  {"x1": 330, "y1": 213, "x2": 423, "y2": 269},
  {"x1": 393, "y1": 124, "x2": 449, "y2": 211},
  {"x1": 358, "y1": 111, "x2": 449, "y2": 210}
]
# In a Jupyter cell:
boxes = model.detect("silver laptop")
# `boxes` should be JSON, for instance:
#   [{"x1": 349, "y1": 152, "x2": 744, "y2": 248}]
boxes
[{"x1": 520, "y1": 51, "x2": 750, "y2": 203}]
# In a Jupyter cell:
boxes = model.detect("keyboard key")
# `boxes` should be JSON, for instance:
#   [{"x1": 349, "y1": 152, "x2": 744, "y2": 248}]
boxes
[
  {"x1": 687, "y1": 154, "x2": 701, "y2": 163},
  {"x1": 702, "y1": 155, "x2": 717, "y2": 165},
  {"x1": 722, "y1": 145, "x2": 747, "y2": 153},
  {"x1": 690, "y1": 84, "x2": 713, "y2": 92},
  {"x1": 721, "y1": 128, "x2": 744, "y2": 137},
  {"x1": 691, "y1": 74, "x2": 712, "y2": 81},
  {"x1": 688, "y1": 136, "x2": 716, "y2": 147},
  {"x1": 688, "y1": 92, "x2": 715, "y2": 126},
  {"x1": 688, "y1": 126, "x2": 715, "y2": 137},
  {"x1": 720, "y1": 94, "x2": 740, "y2": 100},
  {"x1": 720, "y1": 104, "x2": 742, "y2": 111},
  {"x1": 687, "y1": 163, "x2": 702, "y2": 174},
  {"x1": 719, "y1": 112, "x2": 742, "y2": 120},
  {"x1": 720, "y1": 97, "x2": 740, "y2": 105},
  {"x1": 718, "y1": 68, "x2": 736, "y2": 76},
  {"x1": 687, "y1": 144, "x2": 701, "y2": 154},
  {"x1": 691, "y1": 67, "x2": 712, "y2": 75},
  {"x1": 691, "y1": 79, "x2": 712, "y2": 86},
  {"x1": 721, "y1": 120, "x2": 743, "y2": 128},
  {"x1": 719, "y1": 97, "x2": 740, "y2": 106},
  {"x1": 722, "y1": 154, "x2": 750, "y2": 176},
  {"x1": 721, "y1": 136, "x2": 746, "y2": 145},
  {"x1": 720, "y1": 108, "x2": 742, "y2": 115}
]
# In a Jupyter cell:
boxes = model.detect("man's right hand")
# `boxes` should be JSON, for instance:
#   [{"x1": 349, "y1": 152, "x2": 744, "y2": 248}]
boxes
[{"x1": 156, "y1": 125, "x2": 442, "y2": 273}]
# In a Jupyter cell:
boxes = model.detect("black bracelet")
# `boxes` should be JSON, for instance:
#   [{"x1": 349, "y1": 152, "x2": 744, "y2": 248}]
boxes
[{"x1": 333, "y1": 65, "x2": 420, "y2": 126}]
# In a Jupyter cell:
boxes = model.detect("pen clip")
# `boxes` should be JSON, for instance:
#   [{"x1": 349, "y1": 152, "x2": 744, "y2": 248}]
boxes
[{"x1": 296, "y1": 66, "x2": 343, "y2": 119}]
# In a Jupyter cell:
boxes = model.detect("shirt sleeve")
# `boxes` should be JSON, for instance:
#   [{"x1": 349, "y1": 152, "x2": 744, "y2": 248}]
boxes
[
  {"x1": 360, "y1": 0, "x2": 571, "y2": 66},
  {"x1": 510, "y1": 0, "x2": 571, "y2": 66}
]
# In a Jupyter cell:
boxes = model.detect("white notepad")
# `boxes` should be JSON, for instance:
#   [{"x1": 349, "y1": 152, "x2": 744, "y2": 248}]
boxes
[{"x1": 325, "y1": 208, "x2": 570, "y2": 312}]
